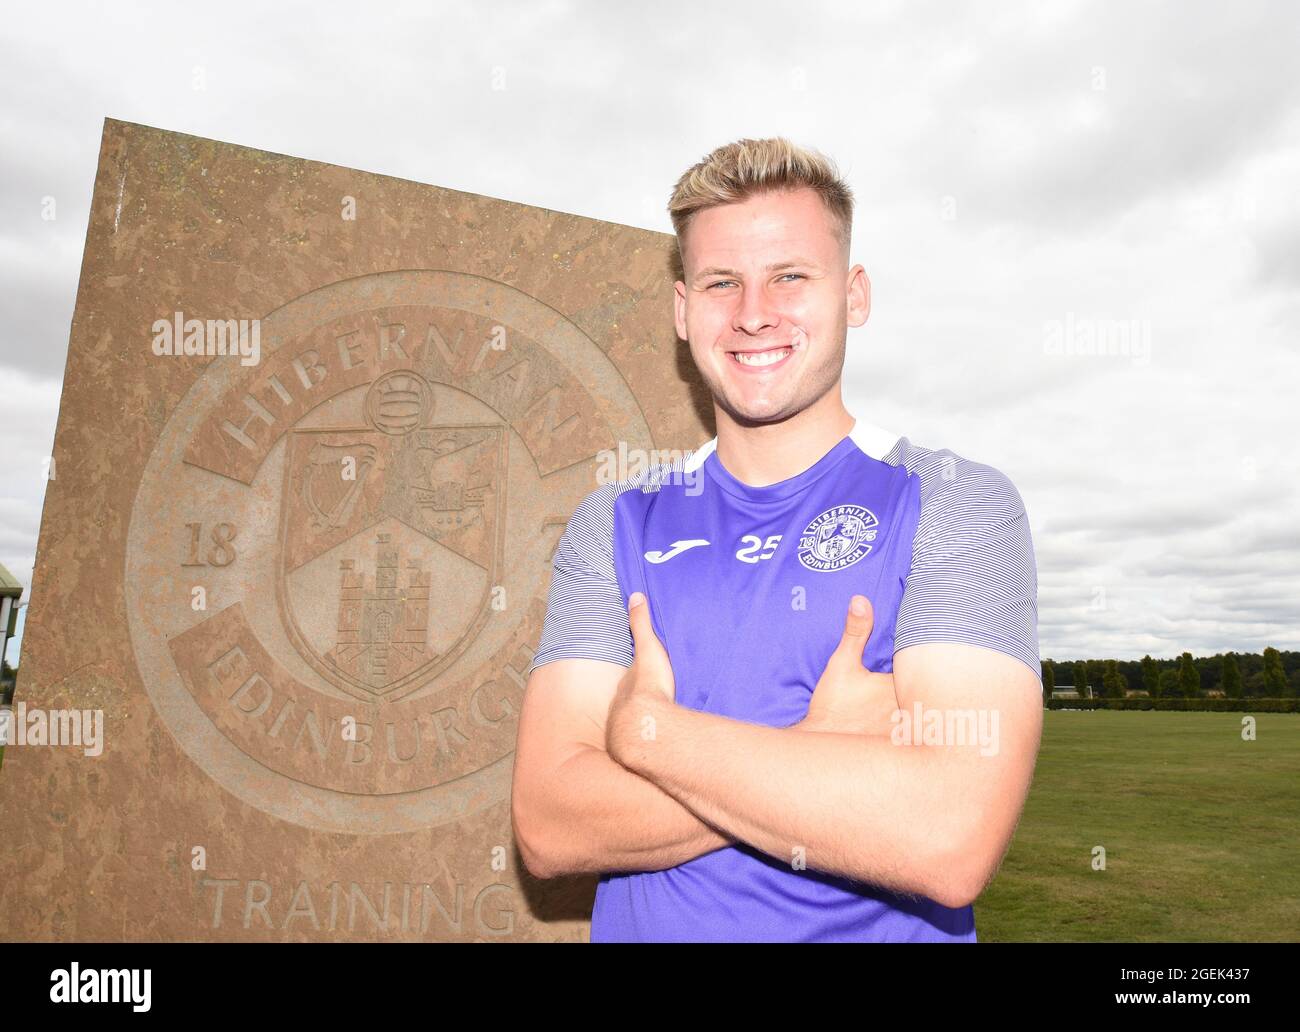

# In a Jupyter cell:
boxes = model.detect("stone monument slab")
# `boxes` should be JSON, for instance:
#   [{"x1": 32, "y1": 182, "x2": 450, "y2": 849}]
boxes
[{"x1": 0, "y1": 118, "x2": 709, "y2": 941}]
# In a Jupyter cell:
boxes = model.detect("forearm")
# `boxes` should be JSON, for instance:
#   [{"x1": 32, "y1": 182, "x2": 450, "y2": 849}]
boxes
[
  {"x1": 615, "y1": 695, "x2": 964, "y2": 904},
  {"x1": 524, "y1": 742, "x2": 734, "y2": 877}
]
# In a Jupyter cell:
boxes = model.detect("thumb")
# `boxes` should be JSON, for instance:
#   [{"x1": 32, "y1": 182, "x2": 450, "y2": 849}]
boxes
[
  {"x1": 628, "y1": 592, "x2": 666, "y2": 659},
  {"x1": 833, "y1": 594, "x2": 875, "y2": 665}
]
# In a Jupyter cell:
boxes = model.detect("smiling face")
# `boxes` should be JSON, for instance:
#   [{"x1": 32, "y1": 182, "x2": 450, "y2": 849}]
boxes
[{"x1": 674, "y1": 186, "x2": 869, "y2": 428}]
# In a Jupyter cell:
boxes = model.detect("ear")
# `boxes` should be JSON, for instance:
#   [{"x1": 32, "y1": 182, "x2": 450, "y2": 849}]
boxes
[{"x1": 846, "y1": 264, "x2": 871, "y2": 328}]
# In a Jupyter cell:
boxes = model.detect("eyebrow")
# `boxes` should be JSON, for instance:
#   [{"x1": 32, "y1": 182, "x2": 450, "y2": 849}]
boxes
[{"x1": 693, "y1": 258, "x2": 822, "y2": 280}]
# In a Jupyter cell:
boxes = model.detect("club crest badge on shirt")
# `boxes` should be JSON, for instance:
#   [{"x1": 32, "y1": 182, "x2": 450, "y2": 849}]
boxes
[{"x1": 797, "y1": 504, "x2": 880, "y2": 572}]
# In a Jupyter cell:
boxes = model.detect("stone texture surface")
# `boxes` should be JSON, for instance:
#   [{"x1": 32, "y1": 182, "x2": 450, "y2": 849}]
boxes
[{"x1": 0, "y1": 118, "x2": 711, "y2": 940}]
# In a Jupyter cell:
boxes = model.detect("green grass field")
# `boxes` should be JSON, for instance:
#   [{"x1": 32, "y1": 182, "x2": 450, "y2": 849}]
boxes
[
  {"x1": 977, "y1": 710, "x2": 1300, "y2": 941},
  {"x1": 4, "y1": 707, "x2": 1295, "y2": 940}
]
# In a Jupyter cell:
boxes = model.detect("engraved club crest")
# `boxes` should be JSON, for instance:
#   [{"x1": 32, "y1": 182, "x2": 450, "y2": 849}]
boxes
[
  {"x1": 279, "y1": 370, "x2": 507, "y2": 701},
  {"x1": 797, "y1": 504, "x2": 880, "y2": 572},
  {"x1": 125, "y1": 271, "x2": 655, "y2": 834}
]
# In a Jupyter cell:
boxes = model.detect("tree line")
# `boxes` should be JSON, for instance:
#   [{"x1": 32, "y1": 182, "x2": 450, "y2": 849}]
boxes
[{"x1": 1041, "y1": 648, "x2": 1298, "y2": 700}]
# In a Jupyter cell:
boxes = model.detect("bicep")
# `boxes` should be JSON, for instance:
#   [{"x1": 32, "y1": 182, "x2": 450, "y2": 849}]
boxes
[
  {"x1": 517, "y1": 658, "x2": 625, "y2": 771},
  {"x1": 512, "y1": 658, "x2": 628, "y2": 874},
  {"x1": 893, "y1": 642, "x2": 1043, "y2": 738},
  {"x1": 892, "y1": 643, "x2": 1042, "y2": 862}
]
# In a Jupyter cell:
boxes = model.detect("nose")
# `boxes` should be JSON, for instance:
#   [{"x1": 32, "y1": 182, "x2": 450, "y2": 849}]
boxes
[{"x1": 732, "y1": 282, "x2": 780, "y2": 337}]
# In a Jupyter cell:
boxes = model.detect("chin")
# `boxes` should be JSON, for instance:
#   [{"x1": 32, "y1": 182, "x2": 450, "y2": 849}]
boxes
[{"x1": 722, "y1": 396, "x2": 798, "y2": 426}]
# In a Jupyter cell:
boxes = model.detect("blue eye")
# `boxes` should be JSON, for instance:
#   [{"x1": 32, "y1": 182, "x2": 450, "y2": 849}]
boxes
[{"x1": 706, "y1": 274, "x2": 803, "y2": 289}]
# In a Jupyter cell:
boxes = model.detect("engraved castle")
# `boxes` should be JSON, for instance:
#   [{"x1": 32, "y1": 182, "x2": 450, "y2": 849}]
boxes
[{"x1": 326, "y1": 532, "x2": 432, "y2": 691}]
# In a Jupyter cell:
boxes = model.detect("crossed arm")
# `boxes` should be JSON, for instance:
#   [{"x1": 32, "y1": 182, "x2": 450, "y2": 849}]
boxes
[
  {"x1": 511, "y1": 657, "x2": 736, "y2": 876},
  {"x1": 512, "y1": 636, "x2": 1042, "y2": 908},
  {"x1": 607, "y1": 640, "x2": 1041, "y2": 907}
]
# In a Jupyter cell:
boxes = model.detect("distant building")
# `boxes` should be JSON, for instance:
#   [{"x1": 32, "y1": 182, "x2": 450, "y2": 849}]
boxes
[
  {"x1": 1051, "y1": 687, "x2": 1093, "y2": 700},
  {"x1": 0, "y1": 560, "x2": 22, "y2": 705}
]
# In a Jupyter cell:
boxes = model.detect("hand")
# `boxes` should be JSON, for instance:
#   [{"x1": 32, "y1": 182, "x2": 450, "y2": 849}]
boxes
[
  {"x1": 796, "y1": 594, "x2": 899, "y2": 736},
  {"x1": 606, "y1": 591, "x2": 676, "y2": 766}
]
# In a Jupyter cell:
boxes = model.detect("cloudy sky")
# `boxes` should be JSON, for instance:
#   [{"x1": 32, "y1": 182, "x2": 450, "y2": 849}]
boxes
[{"x1": 1, "y1": 0, "x2": 1296, "y2": 664}]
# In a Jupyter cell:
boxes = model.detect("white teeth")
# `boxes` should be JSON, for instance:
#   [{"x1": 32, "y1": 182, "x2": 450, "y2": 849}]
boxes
[{"x1": 733, "y1": 347, "x2": 791, "y2": 367}]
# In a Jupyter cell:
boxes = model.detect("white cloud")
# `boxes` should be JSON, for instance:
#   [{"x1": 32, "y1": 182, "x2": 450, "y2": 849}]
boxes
[{"x1": 0, "y1": 0, "x2": 1296, "y2": 664}]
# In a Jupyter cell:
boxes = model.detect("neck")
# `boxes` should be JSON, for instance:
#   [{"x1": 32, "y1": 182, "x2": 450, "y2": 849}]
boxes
[{"x1": 712, "y1": 389, "x2": 856, "y2": 488}]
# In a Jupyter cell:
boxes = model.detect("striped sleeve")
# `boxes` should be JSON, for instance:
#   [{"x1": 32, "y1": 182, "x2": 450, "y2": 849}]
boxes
[
  {"x1": 893, "y1": 452, "x2": 1041, "y2": 678},
  {"x1": 526, "y1": 483, "x2": 634, "y2": 677}
]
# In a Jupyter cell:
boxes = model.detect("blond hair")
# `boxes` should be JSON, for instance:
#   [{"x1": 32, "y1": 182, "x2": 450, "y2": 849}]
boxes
[{"x1": 668, "y1": 137, "x2": 854, "y2": 258}]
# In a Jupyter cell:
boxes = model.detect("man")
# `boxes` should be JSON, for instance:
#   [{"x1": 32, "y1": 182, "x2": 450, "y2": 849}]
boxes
[{"x1": 511, "y1": 137, "x2": 1043, "y2": 942}]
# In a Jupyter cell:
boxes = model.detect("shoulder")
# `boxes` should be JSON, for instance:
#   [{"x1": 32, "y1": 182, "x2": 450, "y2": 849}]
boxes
[
  {"x1": 529, "y1": 439, "x2": 712, "y2": 677},
  {"x1": 552, "y1": 438, "x2": 713, "y2": 565},
  {"x1": 882, "y1": 436, "x2": 1029, "y2": 545},
  {"x1": 884, "y1": 437, "x2": 1040, "y2": 677}
]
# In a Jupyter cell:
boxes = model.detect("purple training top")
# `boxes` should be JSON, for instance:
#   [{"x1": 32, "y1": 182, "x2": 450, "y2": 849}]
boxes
[{"x1": 529, "y1": 419, "x2": 1040, "y2": 942}]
